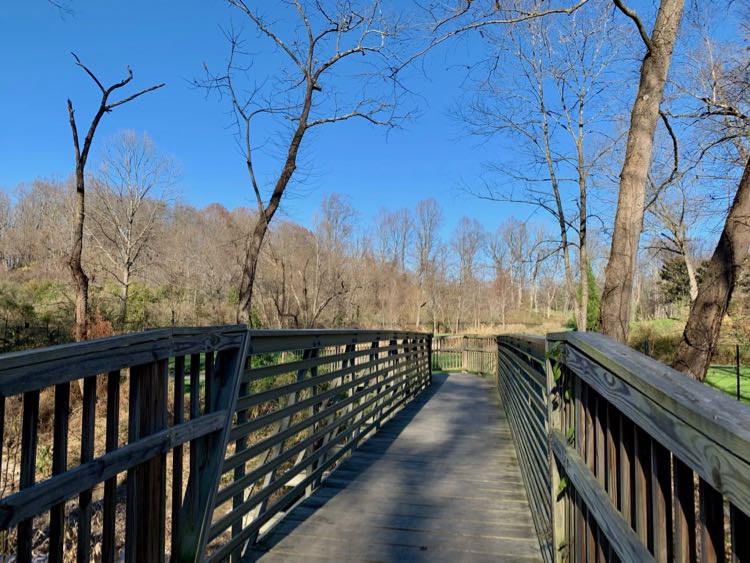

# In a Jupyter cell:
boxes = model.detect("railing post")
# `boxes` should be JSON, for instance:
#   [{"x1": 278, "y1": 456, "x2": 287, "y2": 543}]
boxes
[
  {"x1": 125, "y1": 359, "x2": 168, "y2": 563},
  {"x1": 176, "y1": 339, "x2": 249, "y2": 562},
  {"x1": 462, "y1": 335, "x2": 468, "y2": 372},
  {"x1": 428, "y1": 334, "x2": 433, "y2": 384},
  {"x1": 546, "y1": 337, "x2": 568, "y2": 563}
]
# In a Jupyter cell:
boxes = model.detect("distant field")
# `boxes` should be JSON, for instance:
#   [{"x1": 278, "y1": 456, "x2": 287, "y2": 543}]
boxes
[{"x1": 705, "y1": 365, "x2": 750, "y2": 404}]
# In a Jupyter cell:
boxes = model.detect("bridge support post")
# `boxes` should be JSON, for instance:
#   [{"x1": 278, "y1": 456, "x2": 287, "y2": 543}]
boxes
[
  {"x1": 125, "y1": 359, "x2": 168, "y2": 563},
  {"x1": 546, "y1": 338, "x2": 570, "y2": 563}
]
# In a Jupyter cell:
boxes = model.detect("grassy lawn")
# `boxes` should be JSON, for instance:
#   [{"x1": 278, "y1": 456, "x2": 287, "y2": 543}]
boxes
[{"x1": 705, "y1": 365, "x2": 750, "y2": 404}]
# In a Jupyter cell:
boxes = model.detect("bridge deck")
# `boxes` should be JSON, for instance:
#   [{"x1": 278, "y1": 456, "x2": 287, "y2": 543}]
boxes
[{"x1": 245, "y1": 373, "x2": 542, "y2": 562}]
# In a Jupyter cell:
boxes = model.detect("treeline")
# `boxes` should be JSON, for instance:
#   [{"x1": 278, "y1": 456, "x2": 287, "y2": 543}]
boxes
[
  {"x1": 0, "y1": 163, "x2": 579, "y2": 341},
  {"x1": 2, "y1": 139, "x2": 733, "y2": 349}
]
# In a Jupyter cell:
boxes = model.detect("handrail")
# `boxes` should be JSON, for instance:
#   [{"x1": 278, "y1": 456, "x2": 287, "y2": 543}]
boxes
[
  {"x1": 0, "y1": 327, "x2": 432, "y2": 562},
  {"x1": 547, "y1": 331, "x2": 750, "y2": 562}
]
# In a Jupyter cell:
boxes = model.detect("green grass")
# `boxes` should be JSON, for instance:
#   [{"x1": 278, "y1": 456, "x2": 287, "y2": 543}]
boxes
[{"x1": 705, "y1": 365, "x2": 750, "y2": 404}]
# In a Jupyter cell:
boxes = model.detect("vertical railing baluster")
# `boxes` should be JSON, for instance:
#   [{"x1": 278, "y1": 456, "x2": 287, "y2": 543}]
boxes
[
  {"x1": 673, "y1": 456, "x2": 696, "y2": 562},
  {"x1": 17, "y1": 389, "x2": 39, "y2": 563},
  {"x1": 77, "y1": 375, "x2": 97, "y2": 562},
  {"x1": 172, "y1": 356, "x2": 186, "y2": 559},
  {"x1": 699, "y1": 479, "x2": 725, "y2": 563},
  {"x1": 49, "y1": 382, "x2": 69, "y2": 563},
  {"x1": 103, "y1": 369, "x2": 121, "y2": 563},
  {"x1": 125, "y1": 360, "x2": 168, "y2": 563}
]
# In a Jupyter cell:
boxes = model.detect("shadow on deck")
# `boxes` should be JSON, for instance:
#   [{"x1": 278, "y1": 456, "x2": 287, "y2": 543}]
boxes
[{"x1": 245, "y1": 373, "x2": 542, "y2": 562}]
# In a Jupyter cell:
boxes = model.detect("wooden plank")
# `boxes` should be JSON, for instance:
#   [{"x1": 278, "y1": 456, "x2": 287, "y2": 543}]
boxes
[
  {"x1": 731, "y1": 504, "x2": 750, "y2": 563},
  {"x1": 650, "y1": 440, "x2": 672, "y2": 562},
  {"x1": 17, "y1": 389, "x2": 39, "y2": 563},
  {"x1": 619, "y1": 414, "x2": 633, "y2": 526},
  {"x1": 634, "y1": 426, "x2": 651, "y2": 549},
  {"x1": 549, "y1": 431, "x2": 654, "y2": 563},
  {"x1": 172, "y1": 356, "x2": 185, "y2": 560},
  {"x1": 606, "y1": 404, "x2": 618, "y2": 506},
  {"x1": 77, "y1": 375, "x2": 97, "y2": 562},
  {"x1": 209, "y1": 365, "x2": 426, "y2": 544},
  {"x1": 545, "y1": 342, "x2": 566, "y2": 563},
  {"x1": 221, "y1": 363, "x2": 415, "y2": 478},
  {"x1": 49, "y1": 382, "x2": 69, "y2": 563},
  {"x1": 103, "y1": 370, "x2": 121, "y2": 563},
  {"x1": 228, "y1": 353, "x2": 422, "y2": 443},
  {"x1": 673, "y1": 456, "x2": 696, "y2": 563},
  {"x1": 699, "y1": 479, "x2": 725, "y2": 563},
  {"x1": 125, "y1": 360, "x2": 168, "y2": 563}
]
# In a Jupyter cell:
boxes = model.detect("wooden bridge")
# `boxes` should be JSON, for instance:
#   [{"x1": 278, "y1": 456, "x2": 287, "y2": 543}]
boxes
[{"x1": 0, "y1": 327, "x2": 748, "y2": 562}]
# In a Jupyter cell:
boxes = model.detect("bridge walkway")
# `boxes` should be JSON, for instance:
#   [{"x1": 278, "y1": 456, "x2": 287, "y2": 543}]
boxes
[{"x1": 245, "y1": 373, "x2": 542, "y2": 562}]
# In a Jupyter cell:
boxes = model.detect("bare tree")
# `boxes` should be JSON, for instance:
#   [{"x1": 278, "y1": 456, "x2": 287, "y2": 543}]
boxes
[
  {"x1": 457, "y1": 5, "x2": 620, "y2": 331},
  {"x1": 87, "y1": 131, "x2": 176, "y2": 326},
  {"x1": 197, "y1": 1, "x2": 407, "y2": 323},
  {"x1": 0, "y1": 191, "x2": 11, "y2": 271},
  {"x1": 646, "y1": 182, "x2": 701, "y2": 302},
  {"x1": 451, "y1": 217, "x2": 484, "y2": 331},
  {"x1": 414, "y1": 198, "x2": 442, "y2": 329},
  {"x1": 375, "y1": 208, "x2": 413, "y2": 271},
  {"x1": 66, "y1": 54, "x2": 164, "y2": 340},
  {"x1": 599, "y1": 0, "x2": 685, "y2": 342}
]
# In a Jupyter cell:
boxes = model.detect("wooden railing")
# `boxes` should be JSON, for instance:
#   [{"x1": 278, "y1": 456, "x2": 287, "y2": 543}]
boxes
[
  {"x1": 0, "y1": 325, "x2": 249, "y2": 563},
  {"x1": 0, "y1": 327, "x2": 431, "y2": 562},
  {"x1": 499, "y1": 331, "x2": 750, "y2": 563},
  {"x1": 497, "y1": 335, "x2": 553, "y2": 563},
  {"x1": 431, "y1": 334, "x2": 496, "y2": 374},
  {"x1": 206, "y1": 330, "x2": 431, "y2": 561}
]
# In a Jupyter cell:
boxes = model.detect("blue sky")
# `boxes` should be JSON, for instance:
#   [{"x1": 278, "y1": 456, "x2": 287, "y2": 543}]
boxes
[
  {"x1": 1, "y1": 1, "x2": 533, "y2": 238},
  {"x1": 5, "y1": 1, "x2": 740, "y2": 248}
]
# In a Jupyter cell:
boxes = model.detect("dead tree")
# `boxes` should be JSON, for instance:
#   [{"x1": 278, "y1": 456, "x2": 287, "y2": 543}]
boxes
[
  {"x1": 67, "y1": 54, "x2": 163, "y2": 340},
  {"x1": 198, "y1": 1, "x2": 407, "y2": 323},
  {"x1": 599, "y1": 0, "x2": 685, "y2": 342}
]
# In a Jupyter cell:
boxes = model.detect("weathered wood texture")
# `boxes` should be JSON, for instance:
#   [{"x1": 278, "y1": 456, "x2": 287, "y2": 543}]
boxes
[
  {"x1": 0, "y1": 327, "x2": 431, "y2": 562},
  {"x1": 245, "y1": 373, "x2": 541, "y2": 562},
  {"x1": 432, "y1": 335, "x2": 496, "y2": 374},
  {"x1": 497, "y1": 335, "x2": 553, "y2": 563},
  {"x1": 0, "y1": 325, "x2": 249, "y2": 562},
  {"x1": 545, "y1": 331, "x2": 750, "y2": 562},
  {"x1": 206, "y1": 331, "x2": 432, "y2": 561},
  {"x1": 0, "y1": 327, "x2": 248, "y2": 561}
]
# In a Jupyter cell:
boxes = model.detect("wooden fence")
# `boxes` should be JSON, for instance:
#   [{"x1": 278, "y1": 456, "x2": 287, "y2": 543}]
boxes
[
  {"x1": 499, "y1": 331, "x2": 750, "y2": 563},
  {"x1": 431, "y1": 335, "x2": 496, "y2": 374},
  {"x1": 0, "y1": 327, "x2": 431, "y2": 562}
]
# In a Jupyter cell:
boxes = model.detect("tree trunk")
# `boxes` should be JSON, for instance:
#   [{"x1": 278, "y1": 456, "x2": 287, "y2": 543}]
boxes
[
  {"x1": 672, "y1": 159, "x2": 750, "y2": 380},
  {"x1": 120, "y1": 267, "x2": 130, "y2": 327},
  {"x1": 69, "y1": 172, "x2": 89, "y2": 341},
  {"x1": 576, "y1": 98, "x2": 589, "y2": 332},
  {"x1": 236, "y1": 83, "x2": 314, "y2": 323},
  {"x1": 599, "y1": 0, "x2": 685, "y2": 342},
  {"x1": 236, "y1": 223, "x2": 267, "y2": 324}
]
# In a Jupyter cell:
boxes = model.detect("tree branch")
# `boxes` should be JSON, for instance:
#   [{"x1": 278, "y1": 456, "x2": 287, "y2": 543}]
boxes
[{"x1": 612, "y1": 0, "x2": 653, "y2": 52}]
